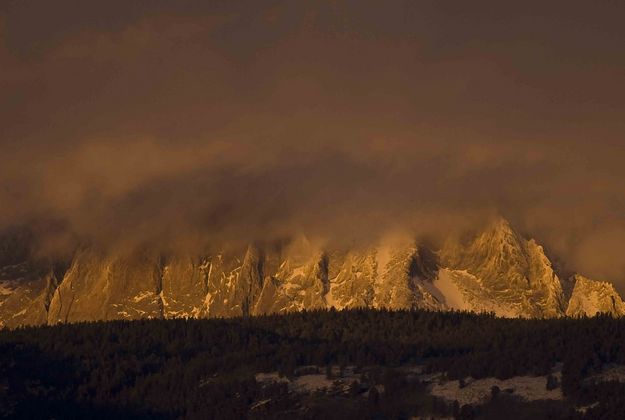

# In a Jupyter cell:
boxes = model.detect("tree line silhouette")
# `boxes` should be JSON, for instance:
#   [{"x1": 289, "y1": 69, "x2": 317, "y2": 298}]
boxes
[{"x1": 1, "y1": 309, "x2": 625, "y2": 419}]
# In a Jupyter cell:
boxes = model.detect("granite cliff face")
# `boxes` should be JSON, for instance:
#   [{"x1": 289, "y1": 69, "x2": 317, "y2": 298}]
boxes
[
  {"x1": 0, "y1": 229, "x2": 61, "y2": 328},
  {"x1": 47, "y1": 249, "x2": 163, "y2": 324},
  {"x1": 437, "y1": 219, "x2": 566, "y2": 318},
  {"x1": 1, "y1": 219, "x2": 624, "y2": 328},
  {"x1": 374, "y1": 243, "x2": 441, "y2": 311},
  {"x1": 566, "y1": 275, "x2": 625, "y2": 317},
  {"x1": 0, "y1": 262, "x2": 59, "y2": 329}
]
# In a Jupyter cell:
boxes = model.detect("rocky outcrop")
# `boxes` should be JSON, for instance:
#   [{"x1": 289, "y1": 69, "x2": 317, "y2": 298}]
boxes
[
  {"x1": 375, "y1": 244, "x2": 441, "y2": 310},
  {"x1": 47, "y1": 249, "x2": 163, "y2": 324},
  {"x1": 0, "y1": 263, "x2": 59, "y2": 328},
  {"x1": 254, "y1": 238, "x2": 327, "y2": 315},
  {"x1": 325, "y1": 248, "x2": 376, "y2": 310},
  {"x1": 566, "y1": 275, "x2": 625, "y2": 317},
  {"x1": 0, "y1": 229, "x2": 62, "y2": 328},
  {"x1": 160, "y1": 256, "x2": 209, "y2": 319}
]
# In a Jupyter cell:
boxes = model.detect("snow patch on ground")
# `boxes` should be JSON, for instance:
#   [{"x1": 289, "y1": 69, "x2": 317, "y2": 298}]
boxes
[
  {"x1": 255, "y1": 372, "x2": 288, "y2": 384},
  {"x1": 254, "y1": 365, "x2": 575, "y2": 408},
  {"x1": 291, "y1": 374, "x2": 335, "y2": 392},
  {"x1": 255, "y1": 367, "x2": 357, "y2": 393},
  {"x1": 428, "y1": 373, "x2": 562, "y2": 406},
  {"x1": 586, "y1": 364, "x2": 625, "y2": 383}
]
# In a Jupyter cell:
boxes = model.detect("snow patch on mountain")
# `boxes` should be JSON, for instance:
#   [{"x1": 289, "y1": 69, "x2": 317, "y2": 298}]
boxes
[{"x1": 425, "y1": 268, "x2": 469, "y2": 311}]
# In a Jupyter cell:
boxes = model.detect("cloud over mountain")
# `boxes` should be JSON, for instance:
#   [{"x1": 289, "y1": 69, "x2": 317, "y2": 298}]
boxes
[{"x1": 1, "y1": 1, "x2": 625, "y2": 288}]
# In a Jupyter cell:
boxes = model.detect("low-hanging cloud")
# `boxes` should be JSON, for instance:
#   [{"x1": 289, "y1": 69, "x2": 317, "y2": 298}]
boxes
[{"x1": 1, "y1": 1, "x2": 625, "y2": 289}]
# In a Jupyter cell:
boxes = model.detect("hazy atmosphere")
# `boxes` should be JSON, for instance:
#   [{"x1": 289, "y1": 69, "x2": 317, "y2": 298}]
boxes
[{"x1": 2, "y1": 1, "x2": 625, "y2": 287}]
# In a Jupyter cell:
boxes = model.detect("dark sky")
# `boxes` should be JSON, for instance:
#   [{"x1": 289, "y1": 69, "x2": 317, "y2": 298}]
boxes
[{"x1": 1, "y1": 1, "x2": 625, "y2": 286}]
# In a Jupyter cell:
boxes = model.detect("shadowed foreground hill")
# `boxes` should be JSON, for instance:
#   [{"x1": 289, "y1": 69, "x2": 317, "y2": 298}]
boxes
[{"x1": 2, "y1": 309, "x2": 625, "y2": 419}]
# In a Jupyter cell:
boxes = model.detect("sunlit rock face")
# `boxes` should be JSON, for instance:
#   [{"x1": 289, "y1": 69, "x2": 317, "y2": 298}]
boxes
[
  {"x1": 326, "y1": 249, "x2": 376, "y2": 310},
  {"x1": 437, "y1": 218, "x2": 566, "y2": 318},
  {"x1": 374, "y1": 243, "x2": 441, "y2": 311},
  {"x1": 0, "y1": 263, "x2": 59, "y2": 329},
  {"x1": 204, "y1": 246, "x2": 264, "y2": 318},
  {"x1": 160, "y1": 256, "x2": 209, "y2": 319},
  {"x1": 0, "y1": 229, "x2": 61, "y2": 328},
  {"x1": 2, "y1": 218, "x2": 625, "y2": 327},
  {"x1": 254, "y1": 238, "x2": 327, "y2": 315},
  {"x1": 47, "y1": 249, "x2": 163, "y2": 324},
  {"x1": 566, "y1": 275, "x2": 625, "y2": 317}
]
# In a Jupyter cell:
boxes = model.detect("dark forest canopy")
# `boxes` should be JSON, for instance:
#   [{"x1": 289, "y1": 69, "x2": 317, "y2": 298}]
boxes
[{"x1": 2, "y1": 309, "x2": 625, "y2": 419}]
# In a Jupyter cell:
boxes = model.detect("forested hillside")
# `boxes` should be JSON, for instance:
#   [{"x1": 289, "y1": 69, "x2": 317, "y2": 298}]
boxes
[{"x1": 2, "y1": 309, "x2": 625, "y2": 419}]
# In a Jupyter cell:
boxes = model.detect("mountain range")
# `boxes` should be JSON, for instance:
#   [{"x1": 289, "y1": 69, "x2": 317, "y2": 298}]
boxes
[{"x1": 1, "y1": 218, "x2": 624, "y2": 328}]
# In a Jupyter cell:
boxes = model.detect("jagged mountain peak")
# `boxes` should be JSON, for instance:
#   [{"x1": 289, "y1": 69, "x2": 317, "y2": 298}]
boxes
[
  {"x1": 436, "y1": 217, "x2": 566, "y2": 318},
  {"x1": 2, "y1": 224, "x2": 625, "y2": 326},
  {"x1": 441, "y1": 217, "x2": 526, "y2": 275},
  {"x1": 485, "y1": 216, "x2": 517, "y2": 237},
  {"x1": 566, "y1": 274, "x2": 625, "y2": 317},
  {"x1": 469, "y1": 217, "x2": 524, "y2": 255}
]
